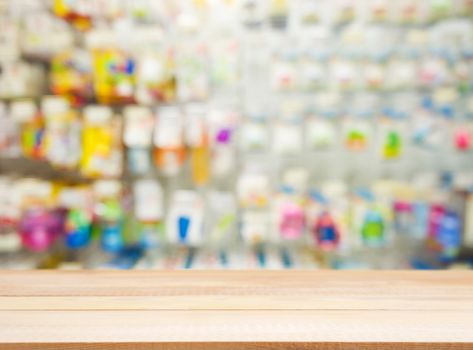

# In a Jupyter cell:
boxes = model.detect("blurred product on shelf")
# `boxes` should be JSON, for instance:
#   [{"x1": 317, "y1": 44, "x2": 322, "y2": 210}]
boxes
[
  {"x1": 0, "y1": 0, "x2": 472, "y2": 270},
  {"x1": 0, "y1": 174, "x2": 470, "y2": 270}
]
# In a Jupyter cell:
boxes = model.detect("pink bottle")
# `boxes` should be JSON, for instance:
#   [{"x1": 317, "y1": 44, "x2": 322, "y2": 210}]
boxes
[
  {"x1": 427, "y1": 204, "x2": 445, "y2": 240},
  {"x1": 454, "y1": 129, "x2": 470, "y2": 151},
  {"x1": 280, "y1": 202, "x2": 305, "y2": 240},
  {"x1": 19, "y1": 209, "x2": 65, "y2": 252}
]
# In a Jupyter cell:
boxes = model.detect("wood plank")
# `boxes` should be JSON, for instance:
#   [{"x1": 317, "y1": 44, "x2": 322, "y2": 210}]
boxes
[
  {"x1": 1, "y1": 310, "x2": 472, "y2": 342},
  {"x1": 4, "y1": 343, "x2": 473, "y2": 350},
  {"x1": 1, "y1": 270, "x2": 472, "y2": 297},
  {"x1": 1, "y1": 294, "x2": 471, "y2": 310},
  {"x1": 0, "y1": 270, "x2": 472, "y2": 349},
  {"x1": 0, "y1": 271, "x2": 472, "y2": 310}
]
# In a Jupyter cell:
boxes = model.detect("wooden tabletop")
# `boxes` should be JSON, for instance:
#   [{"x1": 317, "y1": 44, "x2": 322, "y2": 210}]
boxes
[{"x1": 0, "y1": 270, "x2": 472, "y2": 349}]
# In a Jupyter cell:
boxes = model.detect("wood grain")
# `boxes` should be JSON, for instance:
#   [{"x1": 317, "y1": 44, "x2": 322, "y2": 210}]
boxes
[{"x1": 0, "y1": 270, "x2": 472, "y2": 349}]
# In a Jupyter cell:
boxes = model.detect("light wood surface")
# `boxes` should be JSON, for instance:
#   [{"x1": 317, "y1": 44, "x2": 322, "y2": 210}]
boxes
[{"x1": 0, "y1": 270, "x2": 472, "y2": 349}]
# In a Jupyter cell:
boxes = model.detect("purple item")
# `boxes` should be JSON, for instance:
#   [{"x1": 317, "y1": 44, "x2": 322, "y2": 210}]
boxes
[{"x1": 216, "y1": 128, "x2": 231, "y2": 144}]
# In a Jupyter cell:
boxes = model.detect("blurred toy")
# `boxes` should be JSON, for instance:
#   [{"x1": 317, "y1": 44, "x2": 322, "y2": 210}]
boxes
[
  {"x1": 81, "y1": 106, "x2": 122, "y2": 178},
  {"x1": 50, "y1": 50, "x2": 93, "y2": 105},
  {"x1": 92, "y1": 48, "x2": 135, "y2": 104},
  {"x1": 314, "y1": 211, "x2": 340, "y2": 251},
  {"x1": 59, "y1": 186, "x2": 94, "y2": 250},
  {"x1": 17, "y1": 180, "x2": 62, "y2": 252}
]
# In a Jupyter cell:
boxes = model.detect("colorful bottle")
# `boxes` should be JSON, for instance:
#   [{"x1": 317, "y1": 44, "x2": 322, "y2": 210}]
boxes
[
  {"x1": 207, "y1": 191, "x2": 237, "y2": 247},
  {"x1": 133, "y1": 179, "x2": 163, "y2": 249},
  {"x1": 60, "y1": 186, "x2": 94, "y2": 250},
  {"x1": 436, "y1": 210, "x2": 462, "y2": 260},
  {"x1": 276, "y1": 185, "x2": 306, "y2": 241},
  {"x1": 314, "y1": 210, "x2": 340, "y2": 251},
  {"x1": 209, "y1": 108, "x2": 238, "y2": 179},
  {"x1": 344, "y1": 120, "x2": 370, "y2": 152},
  {"x1": 92, "y1": 48, "x2": 135, "y2": 104},
  {"x1": 135, "y1": 48, "x2": 176, "y2": 104},
  {"x1": 153, "y1": 106, "x2": 186, "y2": 177},
  {"x1": 167, "y1": 191, "x2": 204, "y2": 246},
  {"x1": 42, "y1": 96, "x2": 81, "y2": 169},
  {"x1": 50, "y1": 49, "x2": 93, "y2": 105},
  {"x1": 0, "y1": 103, "x2": 21, "y2": 157},
  {"x1": 81, "y1": 105, "x2": 122, "y2": 178},
  {"x1": 11, "y1": 100, "x2": 45, "y2": 160},
  {"x1": 185, "y1": 104, "x2": 210, "y2": 186},
  {"x1": 17, "y1": 180, "x2": 62, "y2": 252},
  {"x1": 393, "y1": 200, "x2": 413, "y2": 236},
  {"x1": 93, "y1": 180, "x2": 124, "y2": 253},
  {"x1": 123, "y1": 106, "x2": 154, "y2": 175},
  {"x1": 361, "y1": 208, "x2": 385, "y2": 247}
]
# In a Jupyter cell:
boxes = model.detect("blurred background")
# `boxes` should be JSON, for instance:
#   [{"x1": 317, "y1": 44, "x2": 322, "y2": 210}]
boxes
[{"x1": 0, "y1": 0, "x2": 472, "y2": 270}]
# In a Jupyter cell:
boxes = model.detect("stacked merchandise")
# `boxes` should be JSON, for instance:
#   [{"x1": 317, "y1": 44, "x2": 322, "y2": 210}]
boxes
[{"x1": 0, "y1": 0, "x2": 472, "y2": 269}]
